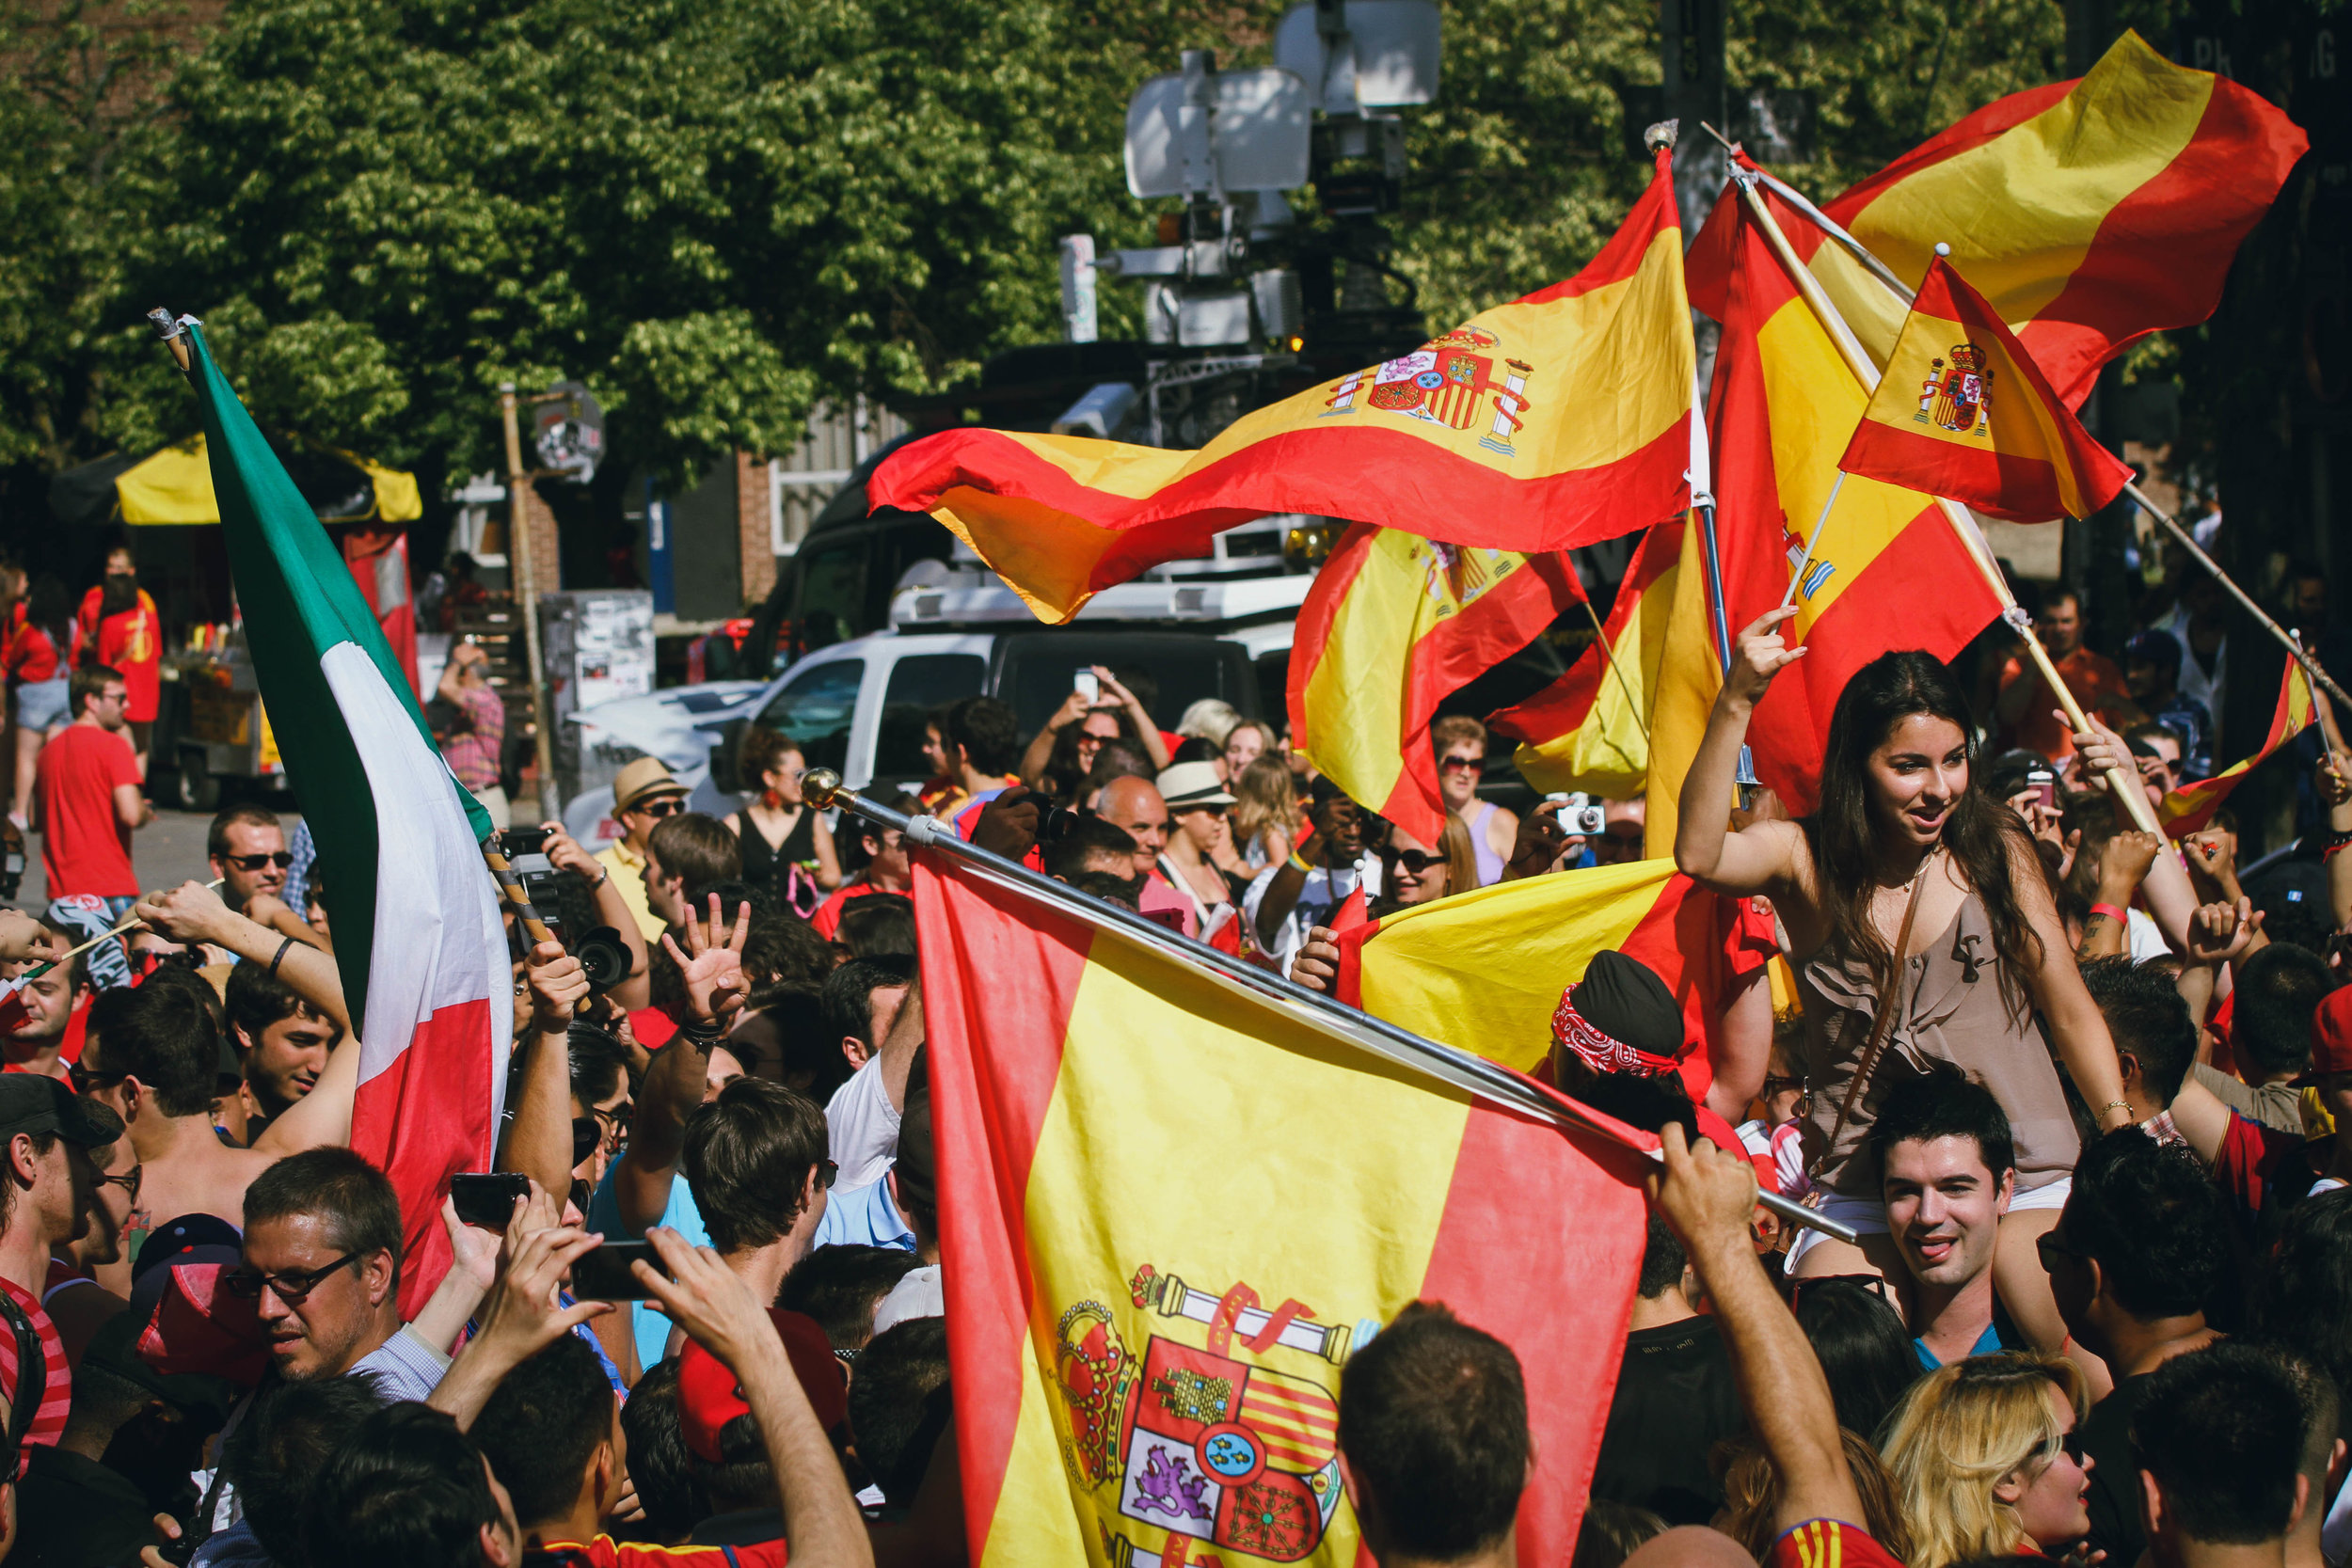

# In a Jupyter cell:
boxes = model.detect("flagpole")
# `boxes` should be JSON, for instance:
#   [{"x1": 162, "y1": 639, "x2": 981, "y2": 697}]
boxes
[
  {"x1": 1581, "y1": 599, "x2": 1651, "y2": 745},
  {"x1": 1703, "y1": 129, "x2": 2352, "y2": 721},
  {"x1": 16, "y1": 877, "x2": 224, "y2": 982},
  {"x1": 1778, "y1": 471, "x2": 1845, "y2": 612},
  {"x1": 804, "y1": 768, "x2": 1857, "y2": 1245},
  {"x1": 1714, "y1": 153, "x2": 2167, "y2": 837}
]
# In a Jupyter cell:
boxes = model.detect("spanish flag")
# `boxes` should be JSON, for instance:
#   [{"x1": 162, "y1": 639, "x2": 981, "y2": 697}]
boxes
[
  {"x1": 915, "y1": 852, "x2": 1649, "y2": 1567},
  {"x1": 1329, "y1": 858, "x2": 1775, "y2": 1105},
  {"x1": 2156, "y1": 661, "x2": 2318, "y2": 839},
  {"x1": 1681, "y1": 182, "x2": 2004, "y2": 816},
  {"x1": 1488, "y1": 517, "x2": 1682, "y2": 799},
  {"x1": 1838, "y1": 254, "x2": 2133, "y2": 522},
  {"x1": 1288, "y1": 527, "x2": 1583, "y2": 845},
  {"x1": 871, "y1": 150, "x2": 1694, "y2": 622},
  {"x1": 1807, "y1": 31, "x2": 2306, "y2": 407}
]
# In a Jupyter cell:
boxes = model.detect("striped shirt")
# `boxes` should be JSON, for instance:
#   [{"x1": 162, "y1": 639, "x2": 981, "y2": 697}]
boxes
[{"x1": 0, "y1": 1277, "x2": 71, "y2": 1468}]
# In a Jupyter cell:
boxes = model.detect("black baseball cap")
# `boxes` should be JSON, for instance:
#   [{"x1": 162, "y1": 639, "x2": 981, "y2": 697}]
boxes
[{"x1": 0, "y1": 1075, "x2": 120, "y2": 1148}]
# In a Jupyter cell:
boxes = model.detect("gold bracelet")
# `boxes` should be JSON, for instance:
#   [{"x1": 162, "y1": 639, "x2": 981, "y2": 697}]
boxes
[{"x1": 2100, "y1": 1100, "x2": 2134, "y2": 1122}]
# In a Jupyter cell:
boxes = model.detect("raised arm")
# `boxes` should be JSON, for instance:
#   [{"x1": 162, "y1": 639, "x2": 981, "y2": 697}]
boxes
[
  {"x1": 1097, "y1": 668, "x2": 1169, "y2": 771},
  {"x1": 1017, "y1": 687, "x2": 1091, "y2": 784},
  {"x1": 1651, "y1": 1122, "x2": 1866, "y2": 1533},
  {"x1": 2077, "y1": 830, "x2": 2161, "y2": 960},
  {"x1": 500, "y1": 940, "x2": 588, "y2": 1200},
  {"x1": 2319, "y1": 749, "x2": 2352, "y2": 931},
  {"x1": 542, "y1": 822, "x2": 651, "y2": 1010},
  {"x1": 135, "y1": 881, "x2": 349, "y2": 1034},
  {"x1": 615, "y1": 899, "x2": 749, "y2": 1234},
  {"x1": 873, "y1": 972, "x2": 924, "y2": 1117},
  {"x1": 1677, "y1": 610, "x2": 1807, "y2": 895},
  {"x1": 2069, "y1": 717, "x2": 2195, "y2": 952}
]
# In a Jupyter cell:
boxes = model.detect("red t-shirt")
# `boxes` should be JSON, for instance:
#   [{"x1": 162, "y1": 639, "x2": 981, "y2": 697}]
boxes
[
  {"x1": 540, "y1": 1536, "x2": 785, "y2": 1568},
  {"x1": 810, "y1": 881, "x2": 883, "y2": 941},
  {"x1": 74, "y1": 588, "x2": 163, "y2": 722},
  {"x1": 35, "y1": 725, "x2": 140, "y2": 898},
  {"x1": 1773, "y1": 1520, "x2": 1905, "y2": 1568},
  {"x1": 0, "y1": 1276, "x2": 72, "y2": 1469},
  {"x1": 2215, "y1": 1110, "x2": 2321, "y2": 1222},
  {"x1": 2, "y1": 607, "x2": 56, "y2": 686}
]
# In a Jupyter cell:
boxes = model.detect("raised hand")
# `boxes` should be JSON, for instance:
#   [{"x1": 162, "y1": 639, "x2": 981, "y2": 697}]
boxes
[
  {"x1": 1724, "y1": 608, "x2": 1804, "y2": 707},
  {"x1": 538, "y1": 820, "x2": 600, "y2": 879},
  {"x1": 0, "y1": 911, "x2": 63, "y2": 968},
  {"x1": 1502, "y1": 800, "x2": 1569, "y2": 881},
  {"x1": 660, "y1": 895, "x2": 751, "y2": 1028},
  {"x1": 2186, "y1": 896, "x2": 2262, "y2": 968},
  {"x1": 2095, "y1": 830, "x2": 2163, "y2": 903},
  {"x1": 526, "y1": 938, "x2": 589, "y2": 1033},
  {"x1": 1292, "y1": 927, "x2": 1341, "y2": 993},
  {"x1": 133, "y1": 879, "x2": 234, "y2": 947}
]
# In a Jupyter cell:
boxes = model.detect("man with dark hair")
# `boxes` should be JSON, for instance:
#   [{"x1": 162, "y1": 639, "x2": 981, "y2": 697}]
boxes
[
  {"x1": 237, "y1": 1148, "x2": 449, "y2": 1397},
  {"x1": 206, "y1": 803, "x2": 288, "y2": 915},
  {"x1": 847, "y1": 1317, "x2": 949, "y2": 1513},
  {"x1": 2221, "y1": 942, "x2": 2331, "y2": 1113},
  {"x1": 2078, "y1": 957, "x2": 2201, "y2": 1127},
  {"x1": 618, "y1": 1359, "x2": 707, "y2": 1545},
  {"x1": 810, "y1": 801, "x2": 915, "y2": 942},
  {"x1": 815, "y1": 965, "x2": 924, "y2": 1255},
  {"x1": 2122, "y1": 629, "x2": 2212, "y2": 782},
  {"x1": 1038, "y1": 814, "x2": 1141, "y2": 887},
  {"x1": 33, "y1": 663, "x2": 148, "y2": 905},
  {"x1": 778, "y1": 1244, "x2": 923, "y2": 1353},
  {"x1": 942, "y1": 696, "x2": 1021, "y2": 800},
  {"x1": 1869, "y1": 1070, "x2": 2017, "y2": 1368},
  {"x1": 818, "y1": 958, "x2": 913, "y2": 1090},
  {"x1": 2040, "y1": 1129, "x2": 2232, "y2": 1565},
  {"x1": 1336, "y1": 1301, "x2": 1529, "y2": 1567},
  {"x1": 1248, "y1": 776, "x2": 1374, "y2": 974},
  {"x1": 470, "y1": 1336, "x2": 628, "y2": 1548},
  {"x1": 871, "y1": 1085, "x2": 941, "y2": 1331},
  {"x1": 1589, "y1": 1213, "x2": 1744, "y2": 1525},
  {"x1": 2132, "y1": 1343, "x2": 2313, "y2": 1568},
  {"x1": 682, "y1": 1079, "x2": 832, "y2": 1326},
  {"x1": 5, "y1": 923, "x2": 85, "y2": 1080},
  {"x1": 644, "y1": 814, "x2": 744, "y2": 931},
  {"x1": 203, "y1": 1373, "x2": 385, "y2": 1568},
  {"x1": 833, "y1": 894, "x2": 914, "y2": 961},
  {"x1": 303, "y1": 1402, "x2": 523, "y2": 1568},
  {"x1": 224, "y1": 961, "x2": 342, "y2": 1129},
  {"x1": 0, "y1": 1077, "x2": 121, "y2": 1465}
]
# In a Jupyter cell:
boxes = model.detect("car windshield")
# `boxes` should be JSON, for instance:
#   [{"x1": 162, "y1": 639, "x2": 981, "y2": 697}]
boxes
[
  {"x1": 754, "y1": 657, "x2": 863, "y2": 774},
  {"x1": 875, "y1": 654, "x2": 986, "y2": 788}
]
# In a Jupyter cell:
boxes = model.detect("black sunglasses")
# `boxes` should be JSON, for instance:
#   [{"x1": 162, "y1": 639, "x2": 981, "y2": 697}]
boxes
[
  {"x1": 222, "y1": 1249, "x2": 364, "y2": 1303},
  {"x1": 1381, "y1": 847, "x2": 1446, "y2": 875},
  {"x1": 224, "y1": 851, "x2": 294, "y2": 872},
  {"x1": 66, "y1": 1063, "x2": 126, "y2": 1096}
]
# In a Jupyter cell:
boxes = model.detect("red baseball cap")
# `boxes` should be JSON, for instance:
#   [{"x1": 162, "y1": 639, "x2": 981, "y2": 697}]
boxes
[
  {"x1": 676, "y1": 1307, "x2": 849, "y2": 1463},
  {"x1": 2296, "y1": 986, "x2": 2352, "y2": 1086}
]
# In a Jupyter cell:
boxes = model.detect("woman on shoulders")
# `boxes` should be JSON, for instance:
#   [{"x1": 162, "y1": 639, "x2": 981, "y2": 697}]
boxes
[
  {"x1": 1676, "y1": 610, "x2": 2131, "y2": 1362},
  {"x1": 723, "y1": 724, "x2": 840, "y2": 916}
]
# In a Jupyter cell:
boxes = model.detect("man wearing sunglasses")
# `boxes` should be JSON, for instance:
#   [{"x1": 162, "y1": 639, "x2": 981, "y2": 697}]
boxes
[
  {"x1": 596, "y1": 757, "x2": 691, "y2": 942},
  {"x1": 206, "y1": 803, "x2": 290, "y2": 917},
  {"x1": 0, "y1": 1075, "x2": 125, "y2": 1460}
]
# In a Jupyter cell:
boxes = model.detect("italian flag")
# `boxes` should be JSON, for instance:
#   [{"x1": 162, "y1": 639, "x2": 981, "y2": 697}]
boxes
[{"x1": 186, "y1": 323, "x2": 508, "y2": 1312}]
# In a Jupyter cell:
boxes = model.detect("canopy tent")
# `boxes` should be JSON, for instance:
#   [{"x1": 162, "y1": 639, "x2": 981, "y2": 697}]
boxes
[{"x1": 50, "y1": 435, "x2": 421, "y2": 529}]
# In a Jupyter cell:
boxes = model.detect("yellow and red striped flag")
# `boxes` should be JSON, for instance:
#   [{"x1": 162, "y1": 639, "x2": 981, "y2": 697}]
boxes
[
  {"x1": 1287, "y1": 527, "x2": 1582, "y2": 845},
  {"x1": 1487, "y1": 517, "x2": 1683, "y2": 799},
  {"x1": 1330, "y1": 858, "x2": 1775, "y2": 1105},
  {"x1": 871, "y1": 150, "x2": 1694, "y2": 622},
  {"x1": 914, "y1": 852, "x2": 1649, "y2": 1568},
  {"x1": 1838, "y1": 254, "x2": 2133, "y2": 522},
  {"x1": 2156, "y1": 661, "x2": 2318, "y2": 839},
  {"x1": 1803, "y1": 32, "x2": 2305, "y2": 406}
]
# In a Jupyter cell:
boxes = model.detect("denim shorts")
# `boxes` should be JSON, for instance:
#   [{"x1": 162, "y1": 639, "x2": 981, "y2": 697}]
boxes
[{"x1": 13, "y1": 677, "x2": 67, "y2": 731}]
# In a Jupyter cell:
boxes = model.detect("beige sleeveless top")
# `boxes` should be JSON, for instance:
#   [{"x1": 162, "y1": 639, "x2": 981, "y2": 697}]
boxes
[{"x1": 1797, "y1": 891, "x2": 2079, "y2": 1197}]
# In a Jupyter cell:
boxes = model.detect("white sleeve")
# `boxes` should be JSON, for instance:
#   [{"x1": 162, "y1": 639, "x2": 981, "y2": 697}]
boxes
[
  {"x1": 2126, "y1": 908, "x2": 2173, "y2": 963},
  {"x1": 826, "y1": 1056, "x2": 902, "y2": 1190}
]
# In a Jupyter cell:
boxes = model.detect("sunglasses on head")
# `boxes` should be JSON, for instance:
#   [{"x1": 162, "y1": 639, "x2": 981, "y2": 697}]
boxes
[{"x1": 225, "y1": 851, "x2": 294, "y2": 872}]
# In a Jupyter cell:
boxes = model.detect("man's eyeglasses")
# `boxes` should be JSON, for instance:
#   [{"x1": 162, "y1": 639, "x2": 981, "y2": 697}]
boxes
[
  {"x1": 223, "y1": 851, "x2": 294, "y2": 872},
  {"x1": 629, "y1": 798, "x2": 684, "y2": 819},
  {"x1": 66, "y1": 1063, "x2": 126, "y2": 1096},
  {"x1": 2034, "y1": 1231, "x2": 2086, "y2": 1272},
  {"x1": 222, "y1": 1249, "x2": 365, "y2": 1303},
  {"x1": 1381, "y1": 848, "x2": 1446, "y2": 875},
  {"x1": 92, "y1": 1164, "x2": 139, "y2": 1196},
  {"x1": 1783, "y1": 1273, "x2": 1896, "y2": 1312},
  {"x1": 818, "y1": 1159, "x2": 838, "y2": 1191}
]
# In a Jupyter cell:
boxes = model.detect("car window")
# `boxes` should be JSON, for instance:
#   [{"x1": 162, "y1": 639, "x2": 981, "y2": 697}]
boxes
[
  {"x1": 793, "y1": 544, "x2": 866, "y2": 643},
  {"x1": 875, "y1": 654, "x2": 986, "y2": 786},
  {"x1": 755, "y1": 657, "x2": 864, "y2": 773},
  {"x1": 998, "y1": 637, "x2": 1250, "y2": 738}
]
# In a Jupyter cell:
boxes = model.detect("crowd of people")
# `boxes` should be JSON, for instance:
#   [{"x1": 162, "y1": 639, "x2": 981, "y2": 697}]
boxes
[{"x1": 0, "y1": 526, "x2": 2344, "y2": 1568}]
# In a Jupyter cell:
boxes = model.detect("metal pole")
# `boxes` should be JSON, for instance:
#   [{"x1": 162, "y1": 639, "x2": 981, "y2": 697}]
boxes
[
  {"x1": 1719, "y1": 164, "x2": 2166, "y2": 836},
  {"x1": 805, "y1": 768, "x2": 1857, "y2": 1245},
  {"x1": 500, "y1": 385, "x2": 562, "y2": 821},
  {"x1": 1779, "y1": 470, "x2": 1846, "y2": 611}
]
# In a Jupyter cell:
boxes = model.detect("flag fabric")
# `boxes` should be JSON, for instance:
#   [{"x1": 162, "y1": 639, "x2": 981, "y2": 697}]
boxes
[
  {"x1": 1488, "y1": 518, "x2": 1681, "y2": 799},
  {"x1": 1805, "y1": 31, "x2": 2306, "y2": 408},
  {"x1": 1640, "y1": 509, "x2": 1729, "y2": 856},
  {"x1": 1837, "y1": 254, "x2": 2134, "y2": 522},
  {"x1": 1288, "y1": 528, "x2": 1583, "y2": 844},
  {"x1": 2155, "y1": 661, "x2": 2317, "y2": 839},
  {"x1": 1682, "y1": 181, "x2": 2007, "y2": 817},
  {"x1": 185, "y1": 324, "x2": 508, "y2": 1314},
  {"x1": 914, "y1": 850, "x2": 1650, "y2": 1568},
  {"x1": 1330, "y1": 858, "x2": 1775, "y2": 1105},
  {"x1": 871, "y1": 150, "x2": 1694, "y2": 623}
]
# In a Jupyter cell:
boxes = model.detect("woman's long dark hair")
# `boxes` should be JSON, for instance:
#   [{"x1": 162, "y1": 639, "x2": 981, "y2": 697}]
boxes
[{"x1": 1801, "y1": 651, "x2": 2042, "y2": 1021}]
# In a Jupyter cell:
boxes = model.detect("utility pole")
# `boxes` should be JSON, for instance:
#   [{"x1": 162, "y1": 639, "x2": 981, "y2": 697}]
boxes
[
  {"x1": 1661, "y1": 0, "x2": 1727, "y2": 392},
  {"x1": 499, "y1": 384, "x2": 561, "y2": 821}
]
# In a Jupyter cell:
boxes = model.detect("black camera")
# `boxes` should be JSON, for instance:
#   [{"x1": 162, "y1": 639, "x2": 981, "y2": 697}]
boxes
[
  {"x1": 497, "y1": 826, "x2": 564, "y2": 920},
  {"x1": 570, "y1": 925, "x2": 630, "y2": 990}
]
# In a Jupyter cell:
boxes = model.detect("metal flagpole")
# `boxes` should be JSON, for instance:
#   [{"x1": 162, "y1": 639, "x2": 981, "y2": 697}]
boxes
[
  {"x1": 1701, "y1": 126, "x2": 2352, "y2": 720},
  {"x1": 803, "y1": 768, "x2": 1858, "y2": 1245},
  {"x1": 1779, "y1": 471, "x2": 1846, "y2": 612},
  {"x1": 1710, "y1": 146, "x2": 2168, "y2": 837}
]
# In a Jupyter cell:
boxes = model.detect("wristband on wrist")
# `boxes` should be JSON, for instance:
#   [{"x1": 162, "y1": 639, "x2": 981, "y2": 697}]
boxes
[
  {"x1": 678, "y1": 1018, "x2": 723, "y2": 1044},
  {"x1": 269, "y1": 935, "x2": 299, "y2": 975},
  {"x1": 2089, "y1": 903, "x2": 2129, "y2": 925},
  {"x1": 1287, "y1": 848, "x2": 1312, "y2": 873}
]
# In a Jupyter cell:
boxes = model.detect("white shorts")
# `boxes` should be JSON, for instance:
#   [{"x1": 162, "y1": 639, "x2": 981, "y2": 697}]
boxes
[{"x1": 1784, "y1": 1174, "x2": 2072, "y2": 1272}]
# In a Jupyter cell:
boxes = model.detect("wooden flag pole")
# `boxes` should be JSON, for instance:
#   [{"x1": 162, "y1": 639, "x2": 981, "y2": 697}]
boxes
[
  {"x1": 1695, "y1": 128, "x2": 2352, "y2": 724},
  {"x1": 1713, "y1": 152, "x2": 2167, "y2": 836},
  {"x1": 480, "y1": 841, "x2": 560, "y2": 948},
  {"x1": 1580, "y1": 599, "x2": 1651, "y2": 745},
  {"x1": 19, "y1": 877, "x2": 225, "y2": 982}
]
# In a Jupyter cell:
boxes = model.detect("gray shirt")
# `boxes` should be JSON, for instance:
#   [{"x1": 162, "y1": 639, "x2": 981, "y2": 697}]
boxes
[{"x1": 2191, "y1": 1062, "x2": 2304, "y2": 1135}]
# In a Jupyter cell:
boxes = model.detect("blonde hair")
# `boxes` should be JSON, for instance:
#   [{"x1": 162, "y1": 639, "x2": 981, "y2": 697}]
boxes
[
  {"x1": 1715, "y1": 1429, "x2": 1914, "y2": 1564},
  {"x1": 1177, "y1": 698, "x2": 1242, "y2": 743},
  {"x1": 1880, "y1": 1352, "x2": 2087, "y2": 1568},
  {"x1": 1436, "y1": 815, "x2": 1480, "y2": 897},
  {"x1": 1231, "y1": 756, "x2": 1297, "y2": 857}
]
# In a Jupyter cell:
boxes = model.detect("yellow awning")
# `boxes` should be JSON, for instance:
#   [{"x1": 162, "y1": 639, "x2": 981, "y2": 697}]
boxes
[{"x1": 113, "y1": 435, "x2": 422, "y2": 526}]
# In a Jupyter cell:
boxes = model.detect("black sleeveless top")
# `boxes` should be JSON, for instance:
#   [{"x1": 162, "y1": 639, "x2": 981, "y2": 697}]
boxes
[{"x1": 741, "y1": 806, "x2": 818, "y2": 916}]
